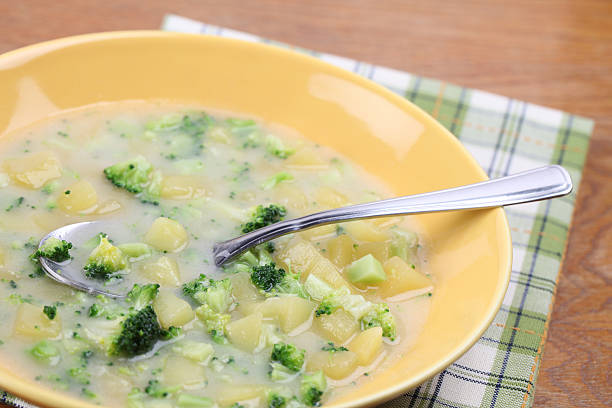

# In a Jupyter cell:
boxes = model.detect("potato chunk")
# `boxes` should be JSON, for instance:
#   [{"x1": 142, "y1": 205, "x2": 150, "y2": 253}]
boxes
[
  {"x1": 259, "y1": 296, "x2": 315, "y2": 333},
  {"x1": 344, "y1": 220, "x2": 389, "y2": 242},
  {"x1": 314, "y1": 309, "x2": 358, "y2": 344},
  {"x1": 272, "y1": 184, "x2": 309, "y2": 211},
  {"x1": 58, "y1": 180, "x2": 98, "y2": 214},
  {"x1": 326, "y1": 234, "x2": 355, "y2": 268},
  {"x1": 163, "y1": 355, "x2": 206, "y2": 388},
  {"x1": 153, "y1": 290, "x2": 194, "y2": 329},
  {"x1": 145, "y1": 217, "x2": 188, "y2": 252},
  {"x1": 226, "y1": 312, "x2": 263, "y2": 352},
  {"x1": 348, "y1": 327, "x2": 383, "y2": 365},
  {"x1": 379, "y1": 256, "x2": 432, "y2": 297},
  {"x1": 160, "y1": 175, "x2": 206, "y2": 200},
  {"x1": 13, "y1": 303, "x2": 61, "y2": 339},
  {"x1": 285, "y1": 148, "x2": 328, "y2": 170},
  {"x1": 307, "y1": 350, "x2": 359, "y2": 379},
  {"x1": 354, "y1": 241, "x2": 389, "y2": 264},
  {"x1": 3, "y1": 151, "x2": 62, "y2": 189},
  {"x1": 314, "y1": 186, "x2": 349, "y2": 209},
  {"x1": 216, "y1": 384, "x2": 266, "y2": 406},
  {"x1": 278, "y1": 239, "x2": 348, "y2": 288},
  {"x1": 141, "y1": 256, "x2": 181, "y2": 287},
  {"x1": 230, "y1": 272, "x2": 262, "y2": 315}
]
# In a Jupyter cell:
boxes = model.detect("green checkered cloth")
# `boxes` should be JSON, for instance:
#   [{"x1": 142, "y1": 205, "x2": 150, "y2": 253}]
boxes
[{"x1": 0, "y1": 15, "x2": 594, "y2": 408}]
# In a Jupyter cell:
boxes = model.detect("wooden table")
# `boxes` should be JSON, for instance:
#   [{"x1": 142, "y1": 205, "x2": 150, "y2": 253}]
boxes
[{"x1": 2, "y1": 1, "x2": 610, "y2": 406}]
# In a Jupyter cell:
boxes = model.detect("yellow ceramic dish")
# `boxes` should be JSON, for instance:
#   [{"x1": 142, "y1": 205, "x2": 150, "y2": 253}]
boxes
[{"x1": 0, "y1": 31, "x2": 511, "y2": 408}]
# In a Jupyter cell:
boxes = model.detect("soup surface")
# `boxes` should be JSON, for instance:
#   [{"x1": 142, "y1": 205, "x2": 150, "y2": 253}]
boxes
[{"x1": 0, "y1": 103, "x2": 433, "y2": 408}]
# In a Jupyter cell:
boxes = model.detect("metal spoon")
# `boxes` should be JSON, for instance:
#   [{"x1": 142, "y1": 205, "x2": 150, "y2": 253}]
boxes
[{"x1": 37, "y1": 165, "x2": 572, "y2": 297}]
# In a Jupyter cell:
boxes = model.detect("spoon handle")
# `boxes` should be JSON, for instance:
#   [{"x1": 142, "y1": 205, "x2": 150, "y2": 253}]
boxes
[{"x1": 213, "y1": 165, "x2": 572, "y2": 266}]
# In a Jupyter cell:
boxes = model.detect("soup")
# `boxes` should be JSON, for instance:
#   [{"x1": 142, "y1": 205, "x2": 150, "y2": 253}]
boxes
[{"x1": 0, "y1": 103, "x2": 433, "y2": 408}]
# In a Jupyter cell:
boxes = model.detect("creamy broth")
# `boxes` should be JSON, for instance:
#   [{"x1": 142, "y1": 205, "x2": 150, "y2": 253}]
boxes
[{"x1": 0, "y1": 102, "x2": 433, "y2": 407}]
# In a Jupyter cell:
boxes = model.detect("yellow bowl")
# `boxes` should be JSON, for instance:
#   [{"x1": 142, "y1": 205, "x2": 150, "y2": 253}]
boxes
[{"x1": 0, "y1": 31, "x2": 511, "y2": 408}]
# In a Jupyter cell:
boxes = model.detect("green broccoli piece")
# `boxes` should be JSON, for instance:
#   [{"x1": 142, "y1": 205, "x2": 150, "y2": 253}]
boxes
[
  {"x1": 251, "y1": 264, "x2": 286, "y2": 292},
  {"x1": 43, "y1": 305, "x2": 57, "y2": 320},
  {"x1": 251, "y1": 264, "x2": 307, "y2": 298},
  {"x1": 241, "y1": 204, "x2": 287, "y2": 233},
  {"x1": 68, "y1": 366, "x2": 91, "y2": 385},
  {"x1": 321, "y1": 342, "x2": 348, "y2": 353},
  {"x1": 103, "y1": 155, "x2": 153, "y2": 194},
  {"x1": 271, "y1": 342, "x2": 305, "y2": 373},
  {"x1": 268, "y1": 393, "x2": 288, "y2": 408},
  {"x1": 300, "y1": 371, "x2": 327, "y2": 407},
  {"x1": 177, "y1": 393, "x2": 215, "y2": 408},
  {"x1": 195, "y1": 303, "x2": 230, "y2": 344},
  {"x1": 83, "y1": 236, "x2": 128, "y2": 281},
  {"x1": 29, "y1": 340, "x2": 60, "y2": 364},
  {"x1": 33, "y1": 237, "x2": 72, "y2": 262},
  {"x1": 314, "y1": 301, "x2": 337, "y2": 317},
  {"x1": 161, "y1": 326, "x2": 183, "y2": 340},
  {"x1": 144, "y1": 379, "x2": 180, "y2": 398},
  {"x1": 126, "y1": 283, "x2": 160, "y2": 310},
  {"x1": 261, "y1": 172, "x2": 294, "y2": 190},
  {"x1": 360, "y1": 303, "x2": 397, "y2": 341},
  {"x1": 110, "y1": 305, "x2": 163, "y2": 357},
  {"x1": 127, "y1": 388, "x2": 146, "y2": 408},
  {"x1": 182, "y1": 274, "x2": 233, "y2": 313},
  {"x1": 265, "y1": 135, "x2": 295, "y2": 159}
]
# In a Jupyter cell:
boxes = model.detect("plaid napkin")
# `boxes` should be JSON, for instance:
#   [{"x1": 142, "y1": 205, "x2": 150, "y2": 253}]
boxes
[{"x1": 0, "y1": 15, "x2": 594, "y2": 408}]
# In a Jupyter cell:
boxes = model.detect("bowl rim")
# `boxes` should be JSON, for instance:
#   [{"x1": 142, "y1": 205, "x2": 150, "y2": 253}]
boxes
[{"x1": 0, "y1": 30, "x2": 513, "y2": 408}]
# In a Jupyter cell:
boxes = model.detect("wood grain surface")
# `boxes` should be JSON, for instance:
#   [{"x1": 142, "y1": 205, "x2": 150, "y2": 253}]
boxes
[{"x1": 1, "y1": 1, "x2": 611, "y2": 406}]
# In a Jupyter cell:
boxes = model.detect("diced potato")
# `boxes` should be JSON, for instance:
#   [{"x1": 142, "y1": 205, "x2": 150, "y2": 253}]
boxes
[
  {"x1": 326, "y1": 234, "x2": 355, "y2": 268},
  {"x1": 57, "y1": 180, "x2": 98, "y2": 214},
  {"x1": 216, "y1": 384, "x2": 266, "y2": 406},
  {"x1": 226, "y1": 312, "x2": 262, "y2": 352},
  {"x1": 160, "y1": 175, "x2": 206, "y2": 200},
  {"x1": 3, "y1": 151, "x2": 62, "y2": 189},
  {"x1": 153, "y1": 290, "x2": 194, "y2": 329},
  {"x1": 99, "y1": 372, "x2": 133, "y2": 401},
  {"x1": 306, "y1": 350, "x2": 359, "y2": 380},
  {"x1": 13, "y1": 303, "x2": 61, "y2": 339},
  {"x1": 354, "y1": 242, "x2": 389, "y2": 264},
  {"x1": 163, "y1": 355, "x2": 206, "y2": 387},
  {"x1": 140, "y1": 256, "x2": 181, "y2": 287},
  {"x1": 307, "y1": 256, "x2": 349, "y2": 289},
  {"x1": 259, "y1": 296, "x2": 315, "y2": 333},
  {"x1": 272, "y1": 184, "x2": 309, "y2": 211},
  {"x1": 348, "y1": 327, "x2": 383, "y2": 365},
  {"x1": 344, "y1": 221, "x2": 389, "y2": 242},
  {"x1": 379, "y1": 256, "x2": 432, "y2": 297},
  {"x1": 95, "y1": 200, "x2": 122, "y2": 215},
  {"x1": 299, "y1": 224, "x2": 336, "y2": 241},
  {"x1": 314, "y1": 309, "x2": 358, "y2": 344},
  {"x1": 277, "y1": 238, "x2": 319, "y2": 274},
  {"x1": 314, "y1": 186, "x2": 349, "y2": 209},
  {"x1": 145, "y1": 217, "x2": 188, "y2": 252},
  {"x1": 285, "y1": 148, "x2": 328, "y2": 170},
  {"x1": 231, "y1": 273, "x2": 263, "y2": 315}
]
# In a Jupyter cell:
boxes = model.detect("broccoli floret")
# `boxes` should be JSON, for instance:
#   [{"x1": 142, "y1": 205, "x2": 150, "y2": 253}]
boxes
[
  {"x1": 33, "y1": 237, "x2": 72, "y2": 262},
  {"x1": 110, "y1": 305, "x2": 163, "y2": 357},
  {"x1": 68, "y1": 366, "x2": 91, "y2": 385},
  {"x1": 251, "y1": 263, "x2": 307, "y2": 298},
  {"x1": 177, "y1": 393, "x2": 215, "y2": 408},
  {"x1": 127, "y1": 388, "x2": 146, "y2": 408},
  {"x1": 126, "y1": 283, "x2": 160, "y2": 310},
  {"x1": 161, "y1": 326, "x2": 183, "y2": 340},
  {"x1": 321, "y1": 342, "x2": 348, "y2": 353},
  {"x1": 29, "y1": 340, "x2": 60, "y2": 364},
  {"x1": 361, "y1": 303, "x2": 397, "y2": 341},
  {"x1": 103, "y1": 155, "x2": 153, "y2": 193},
  {"x1": 265, "y1": 135, "x2": 295, "y2": 159},
  {"x1": 195, "y1": 303, "x2": 230, "y2": 344},
  {"x1": 241, "y1": 204, "x2": 287, "y2": 233},
  {"x1": 145, "y1": 379, "x2": 180, "y2": 398},
  {"x1": 300, "y1": 371, "x2": 327, "y2": 407},
  {"x1": 43, "y1": 305, "x2": 57, "y2": 320},
  {"x1": 83, "y1": 236, "x2": 128, "y2": 281},
  {"x1": 314, "y1": 301, "x2": 337, "y2": 317},
  {"x1": 182, "y1": 274, "x2": 233, "y2": 313},
  {"x1": 251, "y1": 264, "x2": 286, "y2": 292},
  {"x1": 268, "y1": 393, "x2": 288, "y2": 408},
  {"x1": 271, "y1": 342, "x2": 305, "y2": 372},
  {"x1": 261, "y1": 172, "x2": 294, "y2": 190}
]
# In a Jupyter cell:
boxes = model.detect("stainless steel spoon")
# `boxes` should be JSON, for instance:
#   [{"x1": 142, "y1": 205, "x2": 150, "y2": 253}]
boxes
[{"x1": 37, "y1": 165, "x2": 572, "y2": 298}]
